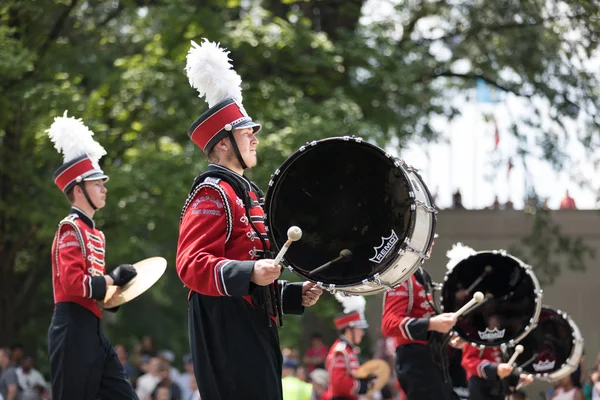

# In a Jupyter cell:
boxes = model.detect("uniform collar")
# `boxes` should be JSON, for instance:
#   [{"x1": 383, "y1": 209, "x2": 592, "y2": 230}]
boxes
[
  {"x1": 70, "y1": 206, "x2": 95, "y2": 229},
  {"x1": 208, "y1": 164, "x2": 252, "y2": 191}
]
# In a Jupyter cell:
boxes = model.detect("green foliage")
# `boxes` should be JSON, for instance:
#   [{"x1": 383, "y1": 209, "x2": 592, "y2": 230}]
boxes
[{"x1": 0, "y1": 0, "x2": 598, "y2": 372}]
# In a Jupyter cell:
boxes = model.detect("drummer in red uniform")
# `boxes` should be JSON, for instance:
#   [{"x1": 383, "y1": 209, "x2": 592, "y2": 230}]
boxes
[
  {"x1": 176, "y1": 38, "x2": 322, "y2": 400},
  {"x1": 324, "y1": 294, "x2": 376, "y2": 400},
  {"x1": 381, "y1": 265, "x2": 458, "y2": 400},
  {"x1": 462, "y1": 341, "x2": 533, "y2": 399}
]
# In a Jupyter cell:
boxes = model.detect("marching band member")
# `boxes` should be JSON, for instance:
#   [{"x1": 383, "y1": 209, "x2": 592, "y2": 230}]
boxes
[
  {"x1": 176, "y1": 39, "x2": 322, "y2": 400},
  {"x1": 381, "y1": 265, "x2": 458, "y2": 400},
  {"x1": 324, "y1": 294, "x2": 376, "y2": 400},
  {"x1": 461, "y1": 343, "x2": 533, "y2": 400},
  {"x1": 46, "y1": 112, "x2": 138, "y2": 399}
]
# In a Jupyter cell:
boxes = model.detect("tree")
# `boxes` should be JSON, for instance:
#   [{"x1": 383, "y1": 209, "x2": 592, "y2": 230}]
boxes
[{"x1": 1, "y1": 0, "x2": 598, "y2": 367}]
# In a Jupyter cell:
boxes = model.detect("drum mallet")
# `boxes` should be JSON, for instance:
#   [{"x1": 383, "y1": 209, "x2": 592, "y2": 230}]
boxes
[
  {"x1": 516, "y1": 374, "x2": 533, "y2": 391},
  {"x1": 466, "y1": 265, "x2": 492, "y2": 293},
  {"x1": 453, "y1": 291, "x2": 485, "y2": 318},
  {"x1": 507, "y1": 345, "x2": 524, "y2": 367},
  {"x1": 273, "y1": 226, "x2": 302, "y2": 265},
  {"x1": 310, "y1": 249, "x2": 352, "y2": 275}
]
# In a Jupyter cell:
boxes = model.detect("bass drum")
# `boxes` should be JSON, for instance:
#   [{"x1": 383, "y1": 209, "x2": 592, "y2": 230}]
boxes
[
  {"x1": 264, "y1": 136, "x2": 437, "y2": 295},
  {"x1": 441, "y1": 251, "x2": 542, "y2": 347},
  {"x1": 509, "y1": 306, "x2": 584, "y2": 382}
]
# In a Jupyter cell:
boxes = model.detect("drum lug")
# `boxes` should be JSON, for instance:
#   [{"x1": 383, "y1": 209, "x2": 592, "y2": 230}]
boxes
[
  {"x1": 373, "y1": 273, "x2": 395, "y2": 291},
  {"x1": 414, "y1": 199, "x2": 438, "y2": 214},
  {"x1": 404, "y1": 238, "x2": 430, "y2": 261}
]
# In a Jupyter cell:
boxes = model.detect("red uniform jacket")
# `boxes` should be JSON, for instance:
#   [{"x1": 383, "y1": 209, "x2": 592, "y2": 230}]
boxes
[
  {"x1": 51, "y1": 207, "x2": 108, "y2": 319},
  {"x1": 381, "y1": 273, "x2": 435, "y2": 347},
  {"x1": 461, "y1": 343, "x2": 504, "y2": 381},
  {"x1": 324, "y1": 338, "x2": 361, "y2": 400},
  {"x1": 177, "y1": 166, "x2": 303, "y2": 319}
]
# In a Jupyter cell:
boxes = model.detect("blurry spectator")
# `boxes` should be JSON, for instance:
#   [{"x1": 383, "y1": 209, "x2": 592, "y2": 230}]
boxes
[
  {"x1": 560, "y1": 190, "x2": 577, "y2": 209},
  {"x1": 136, "y1": 357, "x2": 163, "y2": 400},
  {"x1": 175, "y1": 354, "x2": 194, "y2": 400},
  {"x1": 156, "y1": 361, "x2": 181, "y2": 400},
  {"x1": 505, "y1": 199, "x2": 514, "y2": 210},
  {"x1": 115, "y1": 344, "x2": 138, "y2": 384},
  {"x1": 452, "y1": 190, "x2": 464, "y2": 209},
  {"x1": 158, "y1": 350, "x2": 182, "y2": 387},
  {"x1": 542, "y1": 199, "x2": 550, "y2": 210},
  {"x1": 590, "y1": 369, "x2": 600, "y2": 399},
  {"x1": 303, "y1": 333, "x2": 328, "y2": 373},
  {"x1": 282, "y1": 359, "x2": 312, "y2": 400},
  {"x1": 9, "y1": 345, "x2": 24, "y2": 367},
  {"x1": 0, "y1": 347, "x2": 22, "y2": 400},
  {"x1": 142, "y1": 336, "x2": 157, "y2": 358},
  {"x1": 308, "y1": 369, "x2": 328, "y2": 400},
  {"x1": 282, "y1": 348, "x2": 300, "y2": 363},
  {"x1": 550, "y1": 374, "x2": 585, "y2": 399},
  {"x1": 16, "y1": 356, "x2": 48, "y2": 400},
  {"x1": 151, "y1": 383, "x2": 172, "y2": 400},
  {"x1": 188, "y1": 374, "x2": 201, "y2": 400},
  {"x1": 489, "y1": 196, "x2": 501, "y2": 210},
  {"x1": 297, "y1": 366, "x2": 308, "y2": 382}
]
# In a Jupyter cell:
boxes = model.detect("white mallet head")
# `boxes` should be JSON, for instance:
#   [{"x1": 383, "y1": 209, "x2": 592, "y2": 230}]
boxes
[
  {"x1": 515, "y1": 345, "x2": 524, "y2": 353},
  {"x1": 473, "y1": 291, "x2": 485, "y2": 302},
  {"x1": 287, "y1": 226, "x2": 302, "y2": 241}
]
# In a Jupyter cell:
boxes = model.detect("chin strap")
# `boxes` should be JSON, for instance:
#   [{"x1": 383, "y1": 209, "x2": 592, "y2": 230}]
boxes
[
  {"x1": 78, "y1": 182, "x2": 99, "y2": 210},
  {"x1": 227, "y1": 131, "x2": 248, "y2": 170}
]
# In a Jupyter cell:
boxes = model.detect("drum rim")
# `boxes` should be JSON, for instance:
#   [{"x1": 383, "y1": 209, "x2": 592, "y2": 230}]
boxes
[
  {"x1": 263, "y1": 135, "x2": 431, "y2": 291},
  {"x1": 440, "y1": 250, "x2": 543, "y2": 348},
  {"x1": 517, "y1": 305, "x2": 584, "y2": 382}
]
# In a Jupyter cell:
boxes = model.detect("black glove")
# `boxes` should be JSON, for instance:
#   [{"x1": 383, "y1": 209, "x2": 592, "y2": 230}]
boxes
[
  {"x1": 357, "y1": 374, "x2": 377, "y2": 395},
  {"x1": 108, "y1": 264, "x2": 137, "y2": 287}
]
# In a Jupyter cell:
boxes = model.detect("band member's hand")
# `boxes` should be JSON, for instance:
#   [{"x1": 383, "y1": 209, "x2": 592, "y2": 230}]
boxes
[
  {"x1": 108, "y1": 264, "x2": 137, "y2": 286},
  {"x1": 496, "y1": 363, "x2": 514, "y2": 379},
  {"x1": 251, "y1": 259, "x2": 281, "y2": 286},
  {"x1": 428, "y1": 313, "x2": 457, "y2": 333},
  {"x1": 356, "y1": 374, "x2": 377, "y2": 395},
  {"x1": 301, "y1": 282, "x2": 322, "y2": 306},
  {"x1": 449, "y1": 332, "x2": 466, "y2": 349},
  {"x1": 518, "y1": 373, "x2": 534, "y2": 387}
]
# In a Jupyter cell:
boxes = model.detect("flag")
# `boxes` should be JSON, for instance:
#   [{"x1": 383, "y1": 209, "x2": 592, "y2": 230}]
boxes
[
  {"x1": 494, "y1": 120, "x2": 500, "y2": 150},
  {"x1": 476, "y1": 78, "x2": 502, "y2": 103},
  {"x1": 507, "y1": 157, "x2": 514, "y2": 178}
]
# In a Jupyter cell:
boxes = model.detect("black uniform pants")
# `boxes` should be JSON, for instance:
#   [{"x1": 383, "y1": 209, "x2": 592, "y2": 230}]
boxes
[
  {"x1": 48, "y1": 302, "x2": 137, "y2": 400},
  {"x1": 395, "y1": 344, "x2": 457, "y2": 400}
]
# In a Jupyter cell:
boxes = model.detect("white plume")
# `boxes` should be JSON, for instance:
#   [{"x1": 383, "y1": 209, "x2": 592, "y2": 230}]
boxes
[
  {"x1": 334, "y1": 293, "x2": 366, "y2": 314},
  {"x1": 446, "y1": 242, "x2": 477, "y2": 271},
  {"x1": 185, "y1": 39, "x2": 243, "y2": 108},
  {"x1": 46, "y1": 111, "x2": 106, "y2": 169}
]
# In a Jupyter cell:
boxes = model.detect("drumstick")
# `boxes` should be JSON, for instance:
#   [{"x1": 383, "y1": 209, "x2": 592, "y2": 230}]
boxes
[
  {"x1": 516, "y1": 374, "x2": 533, "y2": 390},
  {"x1": 273, "y1": 226, "x2": 302, "y2": 265},
  {"x1": 453, "y1": 291, "x2": 484, "y2": 318},
  {"x1": 507, "y1": 345, "x2": 524, "y2": 366},
  {"x1": 466, "y1": 265, "x2": 492, "y2": 293},
  {"x1": 310, "y1": 249, "x2": 352, "y2": 275}
]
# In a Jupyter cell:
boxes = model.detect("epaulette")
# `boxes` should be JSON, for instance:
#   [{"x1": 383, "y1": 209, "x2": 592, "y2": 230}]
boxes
[{"x1": 203, "y1": 176, "x2": 221, "y2": 185}]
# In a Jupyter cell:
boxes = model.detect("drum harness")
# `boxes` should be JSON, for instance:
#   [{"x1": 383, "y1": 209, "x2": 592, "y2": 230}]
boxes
[
  {"x1": 415, "y1": 267, "x2": 453, "y2": 384},
  {"x1": 186, "y1": 166, "x2": 284, "y2": 327}
]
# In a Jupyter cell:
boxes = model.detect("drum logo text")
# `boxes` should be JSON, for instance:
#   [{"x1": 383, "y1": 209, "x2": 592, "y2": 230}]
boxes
[
  {"x1": 477, "y1": 327, "x2": 506, "y2": 340},
  {"x1": 369, "y1": 231, "x2": 399, "y2": 263},
  {"x1": 532, "y1": 359, "x2": 555, "y2": 372}
]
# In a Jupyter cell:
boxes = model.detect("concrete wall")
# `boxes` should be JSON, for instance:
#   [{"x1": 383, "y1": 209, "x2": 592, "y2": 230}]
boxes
[{"x1": 364, "y1": 209, "x2": 600, "y2": 397}]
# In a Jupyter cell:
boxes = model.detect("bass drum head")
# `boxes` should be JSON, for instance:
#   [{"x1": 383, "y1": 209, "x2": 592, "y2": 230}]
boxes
[
  {"x1": 441, "y1": 251, "x2": 542, "y2": 347},
  {"x1": 265, "y1": 137, "x2": 414, "y2": 287},
  {"x1": 512, "y1": 306, "x2": 584, "y2": 382}
]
